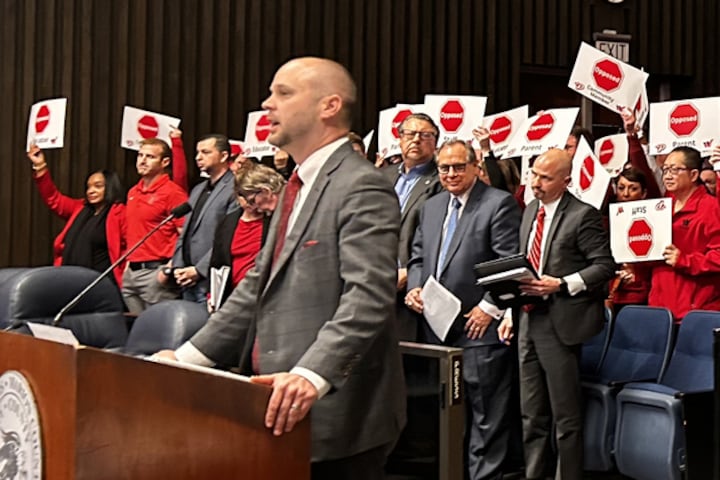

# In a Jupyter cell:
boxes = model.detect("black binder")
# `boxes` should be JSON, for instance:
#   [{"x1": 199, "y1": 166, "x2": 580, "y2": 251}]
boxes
[{"x1": 474, "y1": 254, "x2": 542, "y2": 309}]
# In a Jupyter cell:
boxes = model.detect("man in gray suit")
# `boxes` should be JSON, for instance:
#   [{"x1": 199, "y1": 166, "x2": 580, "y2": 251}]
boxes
[
  {"x1": 157, "y1": 57, "x2": 405, "y2": 479},
  {"x1": 498, "y1": 148, "x2": 615, "y2": 480},
  {"x1": 164, "y1": 134, "x2": 236, "y2": 303},
  {"x1": 383, "y1": 113, "x2": 443, "y2": 340},
  {"x1": 406, "y1": 139, "x2": 521, "y2": 480}
]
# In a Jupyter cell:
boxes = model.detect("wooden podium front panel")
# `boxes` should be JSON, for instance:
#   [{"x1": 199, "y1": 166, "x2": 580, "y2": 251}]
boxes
[
  {"x1": 75, "y1": 349, "x2": 310, "y2": 479},
  {"x1": 0, "y1": 332, "x2": 78, "y2": 480}
]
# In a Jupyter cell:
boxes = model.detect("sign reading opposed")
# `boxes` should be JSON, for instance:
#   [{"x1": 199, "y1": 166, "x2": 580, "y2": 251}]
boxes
[
  {"x1": 594, "y1": 133, "x2": 629, "y2": 177},
  {"x1": 121, "y1": 106, "x2": 181, "y2": 151},
  {"x1": 424, "y1": 94, "x2": 487, "y2": 143},
  {"x1": 27, "y1": 98, "x2": 67, "y2": 151},
  {"x1": 243, "y1": 110, "x2": 278, "y2": 159},
  {"x1": 477, "y1": 105, "x2": 529, "y2": 156},
  {"x1": 503, "y1": 107, "x2": 579, "y2": 158},
  {"x1": 569, "y1": 136, "x2": 611, "y2": 210},
  {"x1": 568, "y1": 42, "x2": 649, "y2": 113},
  {"x1": 377, "y1": 104, "x2": 427, "y2": 159},
  {"x1": 648, "y1": 97, "x2": 720, "y2": 156},
  {"x1": 609, "y1": 198, "x2": 672, "y2": 263}
]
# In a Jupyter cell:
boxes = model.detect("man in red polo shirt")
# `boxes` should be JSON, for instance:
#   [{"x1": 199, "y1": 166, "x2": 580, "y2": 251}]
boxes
[{"x1": 122, "y1": 137, "x2": 188, "y2": 314}]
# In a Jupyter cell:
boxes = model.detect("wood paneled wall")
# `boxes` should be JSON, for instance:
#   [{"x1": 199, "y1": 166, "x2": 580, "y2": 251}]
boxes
[{"x1": 1, "y1": 0, "x2": 717, "y2": 267}]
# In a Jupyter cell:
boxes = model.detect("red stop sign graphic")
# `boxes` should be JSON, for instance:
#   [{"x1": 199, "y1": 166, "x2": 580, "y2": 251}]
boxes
[
  {"x1": 489, "y1": 116, "x2": 513, "y2": 144},
  {"x1": 579, "y1": 156, "x2": 595, "y2": 191},
  {"x1": 35, "y1": 105, "x2": 51, "y2": 134},
  {"x1": 628, "y1": 218, "x2": 653, "y2": 257},
  {"x1": 669, "y1": 103, "x2": 699, "y2": 137},
  {"x1": 255, "y1": 114, "x2": 271, "y2": 141},
  {"x1": 137, "y1": 115, "x2": 159, "y2": 139},
  {"x1": 440, "y1": 100, "x2": 464, "y2": 132},
  {"x1": 230, "y1": 143, "x2": 244, "y2": 157},
  {"x1": 593, "y1": 59, "x2": 623, "y2": 92},
  {"x1": 598, "y1": 139, "x2": 614, "y2": 166},
  {"x1": 526, "y1": 113, "x2": 554, "y2": 141},
  {"x1": 392, "y1": 109, "x2": 413, "y2": 139}
]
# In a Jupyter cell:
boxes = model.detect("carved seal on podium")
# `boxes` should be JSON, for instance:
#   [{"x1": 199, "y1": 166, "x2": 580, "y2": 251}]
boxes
[{"x1": 0, "y1": 371, "x2": 42, "y2": 479}]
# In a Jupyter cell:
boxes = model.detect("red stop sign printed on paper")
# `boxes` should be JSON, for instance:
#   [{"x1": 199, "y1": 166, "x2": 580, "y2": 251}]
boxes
[
  {"x1": 669, "y1": 103, "x2": 699, "y2": 137},
  {"x1": 35, "y1": 105, "x2": 51, "y2": 134},
  {"x1": 489, "y1": 116, "x2": 513, "y2": 144},
  {"x1": 592, "y1": 59, "x2": 623, "y2": 92},
  {"x1": 439, "y1": 100, "x2": 464, "y2": 133},
  {"x1": 526, "y1": 113, "x2": 554, "y2": 141},
  {"x1": 599, "y1": 139, "x2": 614, "y2": 166},
  {"x1": 137, "y1": 115, "x2": 159, "y2": 139},
  {"x1": 579, "y1": 156, "x2": 595, "y2": 191},
  {"x1": 391, "y1": 109, "x2": 413, "y2": 139},
  {"x1": 627, "y1": 218, "x2": 653, "y2": 257},
  {"x1": 255, "y1": 114, "x2": 271, "y2": 141}
]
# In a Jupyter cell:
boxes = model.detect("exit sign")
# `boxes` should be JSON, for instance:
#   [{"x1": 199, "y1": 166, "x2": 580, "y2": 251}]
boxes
[{"x1": 593, "y1": 31, "x2": 631, "y2": 62}]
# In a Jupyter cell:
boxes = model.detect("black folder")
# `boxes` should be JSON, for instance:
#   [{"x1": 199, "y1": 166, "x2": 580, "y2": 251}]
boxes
[{"x1": 474, "y1": 254, "x2": 542, "y2": 309}]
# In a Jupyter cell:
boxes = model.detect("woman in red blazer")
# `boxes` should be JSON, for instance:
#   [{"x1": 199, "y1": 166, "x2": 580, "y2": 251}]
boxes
[{"x1": 28, "y1": 145, "x2": 127, "y2": 287}]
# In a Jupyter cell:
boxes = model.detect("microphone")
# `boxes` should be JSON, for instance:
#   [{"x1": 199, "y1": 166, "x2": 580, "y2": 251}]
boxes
[{"x1": 52, "y1": 202, "x2": 192, "y2": 326}]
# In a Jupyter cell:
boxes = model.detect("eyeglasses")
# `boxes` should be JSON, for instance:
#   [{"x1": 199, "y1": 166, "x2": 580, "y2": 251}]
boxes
[
  {"x1": 437, "y1": 162, "x2": 469, "y2": 174},
  {"x1": 241, "y1": 191, "x2": 260, "y2": 206},
  {"x1": 661, "y1": 166, "x2": 691, "y2": 176},
  {"x1": 399, "y1": 129, "x2": 437, "y2": 141}
]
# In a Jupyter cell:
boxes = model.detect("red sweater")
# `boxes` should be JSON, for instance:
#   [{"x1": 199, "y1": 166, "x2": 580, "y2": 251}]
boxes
[{"x1": 34, "y1": 172, "x2": 127, "y2": 286}]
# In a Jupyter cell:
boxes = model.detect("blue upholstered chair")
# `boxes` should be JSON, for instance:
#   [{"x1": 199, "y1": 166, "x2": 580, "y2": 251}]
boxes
[
  {"x1": 582, "y1": 305, "x2": 675, "y2": 471},
  {"x1": 612, "y1": 310, "x2": 720, "y2": 480},
  {"x1": 580, "y1": 305, "x2": 614, "y2": 376},
  {"x1": 124, "y1": 300, "x2": 209, "y2": 356}
]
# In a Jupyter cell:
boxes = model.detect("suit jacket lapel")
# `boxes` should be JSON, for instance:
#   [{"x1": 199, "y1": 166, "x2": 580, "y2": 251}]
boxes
[
  {"x1": 191, "y1": 171, "x2": 231, "y2": 234},
  {"x1": 400, "y1": 165, "x2": 437, "y2": 223},
  {"x1": 541, "y1": 193, "x2": 570, "y2": 271},
  {"x1": 425, "y1": 192, "x2": 448, "y2": 277}
]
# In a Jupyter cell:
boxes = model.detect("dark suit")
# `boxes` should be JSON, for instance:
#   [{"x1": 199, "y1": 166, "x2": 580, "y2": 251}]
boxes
[
  {"x1": 407, "y1": 180, "x2": 521, "y2": 480},
  {"x1": 189, "y1": 141, "x2": 406, "y2": 463},
  {"x1": 383, "y1": 161, "x2": 442, "y2": 340},
  {"x1": 518, "y1": 192, "x2": 614, "y2": 480}
]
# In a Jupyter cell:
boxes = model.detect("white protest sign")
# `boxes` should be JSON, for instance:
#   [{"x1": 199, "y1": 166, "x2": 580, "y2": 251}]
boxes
[
  {"x1": 377, "y1": 104, "x2": 425, "y2": 159},
  {"x1": 634, "y1": 79, "x2": 649, "y2": 128},
  {"x1": 503, "y1": 107, "x2": 579, "y2": 159},
  {"x1": 609, "y1": 198, "x2": 672, "y2": 263},
  {"x1": 477, "y1": 105, "x2": 529, "y2": 156},
  {"x1": 243, "y1": 110, "x2": 278, "y2": 159},
  {"x1": 27, "y1": 98, "x2": 67, "y2": 150},
  {"x1": 363, "y1": 130, "x2": 374, "y2": 153},
  {"x1": 594, "y1": 133, "x2": 629, "y2": 177},
  {"x1": 121, "y1": 106, "x2": 181, "y2": 151},
  {"x1": 569, "y1": 137, "x2": 611, "y2": 210},
  {"x1": 568, "y1": 42, "x2": 649, "y2": 113},
  {"x1": 648, "y1": 97, "x2": 720, "y2": 156},
  {"x1": 423, "y1": 94, "x2": 487, "y2": 143}
]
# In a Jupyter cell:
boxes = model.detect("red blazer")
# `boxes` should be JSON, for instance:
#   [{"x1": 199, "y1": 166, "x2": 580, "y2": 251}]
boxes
[{"x1": 34, "y1": 172, "x2": 127, "y2": 286}]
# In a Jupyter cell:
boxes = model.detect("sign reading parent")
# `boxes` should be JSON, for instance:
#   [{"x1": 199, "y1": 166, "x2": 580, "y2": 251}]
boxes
[
  {"x1": 243, "y1": 110, "x2": 278, "y2": 159},
  {"x1": 568, "y1": 42, "x2": 649, "y2": 113},
  {"x1": 27, "y1": 98, "x2": 67, "y2": 150},
  {"x1": 609, "y1": 198, "x2": 672, "y2": 263},
  {"x1": 649, "y1": 97, "x2": 720, "y2": 156},
  {"x1": 377, "y1": 104, "x2": 426, "y2": 159},
  {"x1": 423, "y1": 94, "x2": 487, "y2": 143},
  {"x1": 121, "y1": 106, "x2": 180, "y2": 151},
  {"x1": 503, "y1": 107, "x2": 579, "y2": 158},
  {"x1": 478, "y1": 105, "x2": 529, "y2": 156},
  {"x1": 594, "y1": 133, "x2": 629, "y2": 177},
  {"x1": 569, "y1": 136, "x2": 611, "y2": 210}
]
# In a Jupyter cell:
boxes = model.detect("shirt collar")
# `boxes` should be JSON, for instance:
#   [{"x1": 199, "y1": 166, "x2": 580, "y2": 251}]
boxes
[
  {"x1": 398, "y1": 160, "x2": 432, "y2": 177},
  {"x1": 136, "y1": 173, "x2": 170, "y2": 193}
]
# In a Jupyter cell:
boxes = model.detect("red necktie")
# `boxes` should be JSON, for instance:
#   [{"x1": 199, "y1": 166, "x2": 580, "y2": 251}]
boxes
[
  {"x1": 252, "y1": 171, "x2": 303, "y2": 374},
  {"x1": 528, "y1": 206, "x2": 545, "y2": 273}
]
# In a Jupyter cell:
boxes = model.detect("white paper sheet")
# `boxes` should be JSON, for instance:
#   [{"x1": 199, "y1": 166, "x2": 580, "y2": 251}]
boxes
[{"x1": 420, "y1": 275, "x2": 461, "y2": 341}]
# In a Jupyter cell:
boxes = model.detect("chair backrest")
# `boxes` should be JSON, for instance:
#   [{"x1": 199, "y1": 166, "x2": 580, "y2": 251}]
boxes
[
  {"x1": 124, "y1": 300, "x2": 209, "y2": 356},
  {"x1": 660, "y1": 310, "x2": 720, "y2": 392},
  {"x1": 596, "y1": 305, "x2": 674, "y2": 383},
  {"x1": 581, "y1": 306, "x2": 614, "y2": 375}
]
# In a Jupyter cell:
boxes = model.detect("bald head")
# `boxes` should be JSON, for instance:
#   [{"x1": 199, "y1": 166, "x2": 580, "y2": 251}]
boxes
[
  {"x1": 530, "y1": 148, "x2": 572, "y2": 203},
  {"x1": 537, "y1": 148, "x2": 572, "y2": 176}
]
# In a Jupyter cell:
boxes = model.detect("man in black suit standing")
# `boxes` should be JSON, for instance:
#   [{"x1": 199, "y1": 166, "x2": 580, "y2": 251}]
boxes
[
  {"x1": 406, "y1": 139, "x2": 521, "y2": 479},
  {"x1": 383, "y1": 113, "x2": 443, "y2": 340},
  {"x1": 498, "y1": 148, "x2": 615, "y2": 480}
]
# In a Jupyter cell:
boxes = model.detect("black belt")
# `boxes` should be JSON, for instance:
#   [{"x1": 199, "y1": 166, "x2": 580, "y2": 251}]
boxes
[{"x1": 128, "y1": 259, "x2": 168, "y2": 271}]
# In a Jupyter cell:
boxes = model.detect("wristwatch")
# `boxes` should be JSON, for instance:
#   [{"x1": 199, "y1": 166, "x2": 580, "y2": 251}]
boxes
[{"x1": 558, "y1": 278, "x2": 568, "y2": 293}]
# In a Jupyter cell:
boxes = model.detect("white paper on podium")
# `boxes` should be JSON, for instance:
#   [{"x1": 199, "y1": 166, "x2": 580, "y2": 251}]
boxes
[
  {"x1": 26, "y1": 322, "x2": 80, "y2": 346},
  {"x1": 420, "y1": 275, "x2": 461, "y2": 341},
  {"x1": 149, "y1": 356, "x2": 250, "y2": 382}
]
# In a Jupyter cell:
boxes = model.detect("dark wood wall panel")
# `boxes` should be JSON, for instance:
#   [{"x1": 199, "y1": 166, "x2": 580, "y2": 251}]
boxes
[{"x1": 0, "y1": 0, "x2": 717, "y2": 268}]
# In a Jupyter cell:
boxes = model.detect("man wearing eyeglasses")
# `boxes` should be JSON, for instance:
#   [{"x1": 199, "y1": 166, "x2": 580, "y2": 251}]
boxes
[
  {"x1": 383, "y1": 113, "x2": 443, "y2": 341},
  {"x1": 406, "y1": 139, "x2": 521, "y2": 480},
  {"x1": 643, "y1": 146, "x2": 720, "y2": 320}
]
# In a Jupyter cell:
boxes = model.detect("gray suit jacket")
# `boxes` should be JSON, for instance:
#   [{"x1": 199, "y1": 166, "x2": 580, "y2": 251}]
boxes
[
  {"x1": 189, "y1": 142, "x2": 406, "y2": 461},
  {"x1": 407, "y1": 180, "x2": 521, "y2": 347},
  {"x1": 520, "y1": 192, "x2": 615, "y2": 345},
  {"x1": 172, "y1": 169, "x2": 237, "y2": 278}
]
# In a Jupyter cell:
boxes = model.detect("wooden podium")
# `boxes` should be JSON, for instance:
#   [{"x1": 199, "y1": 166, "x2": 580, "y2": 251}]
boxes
[{"x1": 0, "y1": 331, "x2": 310, "y2": 479}]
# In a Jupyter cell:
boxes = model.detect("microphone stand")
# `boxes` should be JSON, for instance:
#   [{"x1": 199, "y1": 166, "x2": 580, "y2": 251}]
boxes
[{"x1": 53, "y1": 211, "x2": 182, "y2": 326}]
